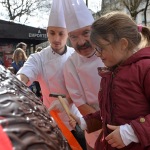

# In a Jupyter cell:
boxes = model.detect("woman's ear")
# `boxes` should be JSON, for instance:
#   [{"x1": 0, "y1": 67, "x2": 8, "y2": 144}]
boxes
[{"x1": 120, "y1": 38, "x2": 128, "y2": 51}]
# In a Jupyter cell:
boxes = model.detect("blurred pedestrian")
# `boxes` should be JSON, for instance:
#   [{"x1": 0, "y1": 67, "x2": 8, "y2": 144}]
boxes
[
  {"x1": 11, "y1": 48, "x2": 27, "y2": 74},
  {"x1": 30, "y1": 46, "x2": 43, "y2": 100},
  {"x1": 29, "y1": 46, "x2": 43, "y2": 99},
  {"x1": 0, "y1": 59, "x2": 4, "y2": 66},
  {"x1": 35, "y1": 47, "x2": 42, "y2": 53},
  {"x1": 16, "y1": 42, "x2": 27, "y2": 52}
]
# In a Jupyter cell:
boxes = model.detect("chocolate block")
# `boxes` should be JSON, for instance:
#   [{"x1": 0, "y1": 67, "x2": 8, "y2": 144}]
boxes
[{"x1": 0, "y1": 65, "x2": 71, "y2": 150}]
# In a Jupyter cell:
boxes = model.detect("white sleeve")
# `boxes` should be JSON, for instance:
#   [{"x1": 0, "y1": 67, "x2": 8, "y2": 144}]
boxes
[
  {"x1": 63, "y1": 60, "x2": 87, "y2": 107},
  {"x1": 120, "y1": 124, "x2": 139, "y2": 146},
  {"x1": 79, "y1": 117, "x2": 87, "y2": 130},
  {"x1": 17, "y1": 54, "x2": 40, "y2": 85}
]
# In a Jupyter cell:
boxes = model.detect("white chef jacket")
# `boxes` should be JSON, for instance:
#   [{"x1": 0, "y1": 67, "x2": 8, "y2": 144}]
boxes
[
  {"x1": 63, "y1": 52, "x2": 104, "y2": 148},
  {"x1": 17, "y1": 45, "x2": 82, "y2": 131}
]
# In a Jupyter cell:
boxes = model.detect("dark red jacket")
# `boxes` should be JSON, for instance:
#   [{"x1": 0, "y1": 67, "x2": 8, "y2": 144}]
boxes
[{"x1": 84, "y1": 47, "x2": 150, "y2": 150}]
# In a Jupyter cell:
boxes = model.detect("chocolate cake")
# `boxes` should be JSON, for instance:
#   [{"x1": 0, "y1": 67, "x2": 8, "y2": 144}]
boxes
[{"x1": 0, "y1": 65, "x2": 71, "y2": 150}]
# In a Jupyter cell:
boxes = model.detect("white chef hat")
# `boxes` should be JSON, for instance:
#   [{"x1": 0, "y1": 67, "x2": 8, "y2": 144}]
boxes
[
  {"x1": 62, "y1": 0, "x2": 94, "y2": 32},
  {"x1": 48, "y1": 0, "x2": 66, "y2": 28}
]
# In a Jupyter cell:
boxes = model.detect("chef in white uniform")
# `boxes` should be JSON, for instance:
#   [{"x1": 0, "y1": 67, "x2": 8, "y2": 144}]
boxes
[
  {"x1": 17, "y1": 0, "x2": 85, "y2": 148},
  {"x1": 62, "y1": 0, "x2": 104, "y2": 149}
]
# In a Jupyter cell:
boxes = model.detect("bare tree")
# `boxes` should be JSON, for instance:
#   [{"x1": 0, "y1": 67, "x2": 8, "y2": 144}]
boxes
[
  {"x1": 101, "y1": 0, "x2": 150, "y2": 25},
  {"x1": 143, "y1": 0, "x2": 150, "y2": 25},
  {"x1": 86, "y1": 0, "x2": 88, "y2": 7},
  {"x1": 122, "y1": 0, "x2": 150, "y2": 25},
  {"x1": 101, "y1": 0, "x2": 123, "y2": 15},
  {"x1": 122, "y1": 0, "x2": 144, "y2": 20},
  {"x1": 0, "y1": 0, "x2": 52, "y2": 23}
]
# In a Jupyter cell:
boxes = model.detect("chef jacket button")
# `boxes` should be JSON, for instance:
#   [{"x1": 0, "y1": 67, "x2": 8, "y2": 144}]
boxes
[{"x1": 140, "y1": 117, "x2": 145, "y2": 123}]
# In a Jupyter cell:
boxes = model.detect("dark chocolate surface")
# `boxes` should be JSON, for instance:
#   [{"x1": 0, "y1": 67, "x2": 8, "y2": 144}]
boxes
[{"x1": 0, "y1": 65, "x2": 71, "y2": 150}]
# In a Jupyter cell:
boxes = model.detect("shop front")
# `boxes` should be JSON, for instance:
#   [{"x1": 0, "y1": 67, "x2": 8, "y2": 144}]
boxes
[{"x1": 0, "y1": 19, "x2": 48, "y2": 67}]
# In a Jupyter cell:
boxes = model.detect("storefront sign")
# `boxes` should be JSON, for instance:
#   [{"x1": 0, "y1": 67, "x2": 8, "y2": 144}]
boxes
[{"x1": 29, "y1": 30, "x2": 47, "y2": 38}]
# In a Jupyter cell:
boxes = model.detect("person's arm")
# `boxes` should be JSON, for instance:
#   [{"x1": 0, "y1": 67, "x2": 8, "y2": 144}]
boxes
[
  {"x1": 17, "y1": 74, "x2": 29, "y2": 84},
  {"x1": 83, "y1": 111, "x2": 102, "y2": 133},
  {"x1": 63, "y1": 60, "x2": 95, "y2": 115},
  {"x1": 69, "y1": 110, "x2": 101, "y2": 132},
  {"x1": 119, "y1": 124, "x2": 139, "y2": 146},
  {"x1": 63, "y1": 58, "x2": 102, "y2": 132},
  {"x1": 17, "y1": 53, "x2": 40, "y2": 85},
  {"x1": 78, "y1": 103, "x2": 96, "y2": 116},
  {"x1": 130, "y1": 68, "x2": 150, "y2": 147}
]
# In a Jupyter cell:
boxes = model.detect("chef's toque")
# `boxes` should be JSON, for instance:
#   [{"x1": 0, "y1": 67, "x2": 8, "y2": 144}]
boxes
[
  {"x1": 48, "y1": 0, "x2": 66, "y2": 28},
  {"x1": 62, "y1": 0, "x2": 94, "y2": 32}
]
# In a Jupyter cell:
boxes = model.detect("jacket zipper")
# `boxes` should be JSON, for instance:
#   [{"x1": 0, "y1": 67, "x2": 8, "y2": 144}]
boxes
[{"x1": 109, "y1": 72, "x2": 114, "y2": 123}]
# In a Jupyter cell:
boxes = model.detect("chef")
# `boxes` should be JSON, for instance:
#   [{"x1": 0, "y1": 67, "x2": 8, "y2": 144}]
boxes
[
  {"x1": 17, "y1": 0, "x2": 85, "y2": 148},
  {"x1": 62, "y1": 0, "x2": 104, "y2": 149},
  {"x1": 50, "y1": 0, "x2": 104, "y2": 149}
]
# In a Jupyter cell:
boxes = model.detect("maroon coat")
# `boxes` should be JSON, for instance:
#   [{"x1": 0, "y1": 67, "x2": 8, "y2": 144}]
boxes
[{"x1": 84, "y1": 47, "x2": 150, "y2": 150}]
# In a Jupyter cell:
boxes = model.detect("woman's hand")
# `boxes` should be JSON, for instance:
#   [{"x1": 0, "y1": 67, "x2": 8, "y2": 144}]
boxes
[
  {"x1": 105, "y1": 124, "x2": 125, "y2": 149},
  {"x1": 69, "y1": 117, "x2": 77, "y2": 128},
  {"x1": 69, "y1": 113, "x2": 81, "y2": 128}
]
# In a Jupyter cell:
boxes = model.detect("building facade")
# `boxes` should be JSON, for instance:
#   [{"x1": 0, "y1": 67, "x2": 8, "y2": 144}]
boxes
[{"x1": 0, "y1": 19, "x2": 48, "y2": 67}]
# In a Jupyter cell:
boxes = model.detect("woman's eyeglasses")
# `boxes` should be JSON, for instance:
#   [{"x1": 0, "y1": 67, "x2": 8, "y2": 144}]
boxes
[
  {"x1": 94, "y1": 43, "x2": 111, "y2": 54},
  {"x1": 95, "y1": 47, "x2": 102, "y2": 53}
]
